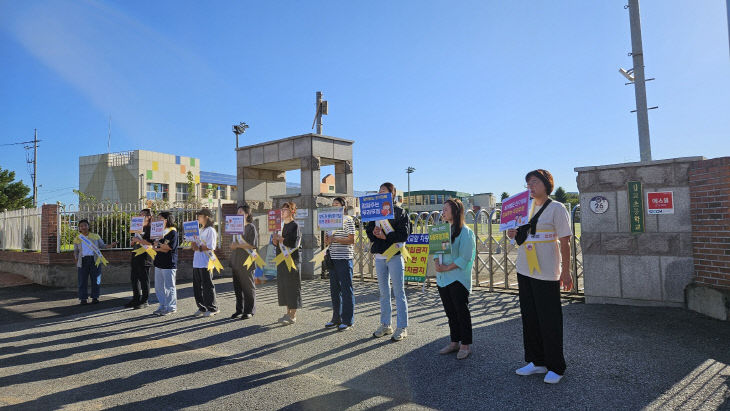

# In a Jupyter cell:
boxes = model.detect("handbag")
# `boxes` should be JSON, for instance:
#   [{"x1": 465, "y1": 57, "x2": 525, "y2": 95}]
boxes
[{"x1": 515, "y1": 199, "x2": 552, "y2": 246}]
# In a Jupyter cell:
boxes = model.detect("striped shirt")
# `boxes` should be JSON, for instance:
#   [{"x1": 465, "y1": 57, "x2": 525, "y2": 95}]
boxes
[{"x1": 328, "y1": 216, "x2": 356, "y2": 260}]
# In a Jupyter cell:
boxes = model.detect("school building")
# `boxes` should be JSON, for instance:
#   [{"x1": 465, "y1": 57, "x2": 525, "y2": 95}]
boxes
[
  {"x1": 78, "y1": 150, "x2": 237, "y2": 206},
  {"x1": 402, "y1": 190, "x2": 495, "y2": 213}
]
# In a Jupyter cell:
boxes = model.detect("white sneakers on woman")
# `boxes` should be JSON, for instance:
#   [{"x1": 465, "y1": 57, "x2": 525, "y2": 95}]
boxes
[{"x1": 515, "y1": 362, "x2": 563, "y2": 384}]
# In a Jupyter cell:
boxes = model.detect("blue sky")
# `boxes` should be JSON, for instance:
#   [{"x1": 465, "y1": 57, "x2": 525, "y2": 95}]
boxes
[{"x1": 1, "y1": 0, "x2": 729, "y2": 205}]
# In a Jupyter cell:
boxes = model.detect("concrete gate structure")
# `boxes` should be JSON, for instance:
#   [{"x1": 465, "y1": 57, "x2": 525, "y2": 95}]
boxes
[{"x1": 235, "y1": 133, "x2": 354, "y2": 280}]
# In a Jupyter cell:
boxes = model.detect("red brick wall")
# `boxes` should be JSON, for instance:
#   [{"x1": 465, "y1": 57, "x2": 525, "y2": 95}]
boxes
[{"x1": 689, "y1": 157, "x2": 730, "y2": 289}]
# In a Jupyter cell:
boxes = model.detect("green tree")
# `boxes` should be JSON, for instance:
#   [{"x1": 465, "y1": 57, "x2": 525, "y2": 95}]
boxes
[
  {"x1": 552, "y1": 186, "x2": 568, "y2": 203},
  {"x1": 0, "y1": 167, "x2": 33, "y2": 210},
  {"x1": 500, "y1": 192, "x2": 510, "y2": 201},
  {"x1": 186, "y1": 171, "x2": 197, "y2": 202}
]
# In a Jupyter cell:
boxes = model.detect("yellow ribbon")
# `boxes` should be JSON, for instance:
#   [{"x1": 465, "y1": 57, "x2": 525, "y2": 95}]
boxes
[
  {"x1": 207, "y1": 253, "x2": 224, "y2": 273},
  {"x1": 524, "y1": 242, "x2": 541, "y2": 275},
  {"x1": 383, "y1": 242, "x2": 411, "y2": 262},
  {"x1": 274, "y1": 245, "x2": 299, "y2": 271},
  {"x1": 244, "y1": 249, "x2": 266, "y2": 269},
  {"x1": 133, "y1": 245, "x2": 157, "y2": 259},
  {"x1": 310, "y1": 246, "x2": 329, "y2": 265}
]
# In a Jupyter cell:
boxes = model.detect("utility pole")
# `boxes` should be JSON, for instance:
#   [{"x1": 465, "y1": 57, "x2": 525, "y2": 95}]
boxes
[
  {"x1": 627, "y1": 0, "x2": 652, "y2": 161},
  {"x1": 32, "y1": 129, "x2": 38, "y2": 207},
  {"x1": 312, "y1": 91, "x2": 328, "y2": 135}
]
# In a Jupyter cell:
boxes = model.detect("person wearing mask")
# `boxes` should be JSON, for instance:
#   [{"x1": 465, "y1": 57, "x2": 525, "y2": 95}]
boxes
[
  {"x1": 73, "y1": 219, "x2": 117, "y2": 305},
  {"x1": 127, "y1": 208, "x2": 153, "y2": 309},
  {"x1": 191, "y1": 208, "x2": 220, "y2": 317},
  {"x1": 507, "y1": 169, "x2": 573, "y2": 384},
  {"x1": 365, "y1": 182, "x2": 410, "y2": 341},
  {"x1": 324, "y1": 197, "x2": 356, "y2": 331},
  {"x1": 272, "y1": 202, "x2": 302, "y2": 325},
  {"x1": 433, "y1": 198, "x2": 476, "y2": 359},
  {"x1": 152, "y1": 211, "x2": 178, "y2": 316},
  {"x1": 229, "y1": 204, "x2": 258, "y2": 319}
]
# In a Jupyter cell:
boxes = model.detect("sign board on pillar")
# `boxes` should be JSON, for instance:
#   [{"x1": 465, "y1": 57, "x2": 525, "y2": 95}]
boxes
[
  {"x1": 627, "y1": 181, "x2": 644, "y2": 233},
  {"x1": 647, "y1": 191, "x2": 674, "y2": 214}
]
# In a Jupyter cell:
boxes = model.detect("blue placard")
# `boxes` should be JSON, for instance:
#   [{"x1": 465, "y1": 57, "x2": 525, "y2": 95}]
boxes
[
  {"x1": 359, "y1": 192, "x2": 394, "y2": 222},
  {"x1": 407, "y1": 233, "x2": 429, "y2": 244},
  {"x1": 182, "y1": 221, "x2": 200, "y2": 241}
]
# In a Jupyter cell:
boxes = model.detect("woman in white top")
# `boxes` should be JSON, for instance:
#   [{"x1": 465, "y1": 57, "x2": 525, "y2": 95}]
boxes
[
  {"x1": 507, "y1": 169, "x2": 573, "y2": 384},
  {"x1": 191, "y1": 208, "x2": 219, "y2": 317}
]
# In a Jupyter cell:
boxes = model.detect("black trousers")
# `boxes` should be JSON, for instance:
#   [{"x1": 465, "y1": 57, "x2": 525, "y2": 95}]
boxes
[
  {"x1": 232, "y1": 265, "x2": 256, "y2": 315},
  {"x1": 277, "y1": 261, "x2": 302, "y2": 309},
  {"x1": 192, "y1": 268, "x2": 218, "y2": 311},
  {"x1": 131, "y1": 263, "x2": 152, "y2": 303},
  {"x1": 517, "y1": 273, "x2": 566, "y2": 375},
  {"x1": 437, "y1": 281, "x2": 472, "y2": 345}
]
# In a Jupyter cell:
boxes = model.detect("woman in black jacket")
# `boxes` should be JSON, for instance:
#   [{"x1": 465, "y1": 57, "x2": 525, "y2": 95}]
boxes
[
  {"x1": 272, "y1": 201, "x2": 302, "y2": 325},
  {"x1": 365, "y1": 182, "x2": 410, "y2": 341}
]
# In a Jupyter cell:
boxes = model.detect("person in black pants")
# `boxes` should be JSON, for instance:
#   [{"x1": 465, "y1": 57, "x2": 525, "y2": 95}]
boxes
[
  {"x1": 507, "y1": 169, "x2": 573, "y2": 385},
  {"x1": 229, "y1": 204, "x2": 258, "y2": 319},
  {"x1": 272, "y1": 201, "x2": 302, "y2": 325},
  {"x1": 127, "y1": 209, "x2": 153, "y2": 309}
]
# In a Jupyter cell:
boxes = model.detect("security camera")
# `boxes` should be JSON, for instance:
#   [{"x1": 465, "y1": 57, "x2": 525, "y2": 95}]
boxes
[{"x1": 619, "y1": 67, "x2": 635, "y2": 82}]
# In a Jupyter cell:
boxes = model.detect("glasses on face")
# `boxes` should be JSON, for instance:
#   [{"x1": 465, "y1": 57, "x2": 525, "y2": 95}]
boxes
[{"x1": 524, "y1": 179, "x2": 541, "y2": 188}]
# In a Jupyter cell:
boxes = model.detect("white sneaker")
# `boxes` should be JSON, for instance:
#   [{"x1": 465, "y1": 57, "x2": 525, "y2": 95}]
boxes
[
  {"x1": 372, "y1": 324, "x2": 394, "y2": 338},
  {"x1": 515, "y1": 362, "x2": 548, "y2": 376},
  {"x1": 204, "y1": 310, "x2": 220, "y2": 317},
  {"x1": 391, "y1": 327, "x2": 407, "y2": 341},
  {"x1": 194, "y1": 309, "x2": 206, "y2": 316},
  {"x1": 544, "y1": 371, "x2": 563, "y2": 384}
]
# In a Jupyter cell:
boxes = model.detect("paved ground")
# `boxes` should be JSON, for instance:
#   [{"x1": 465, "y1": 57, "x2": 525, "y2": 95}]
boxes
[{"x1": 0, "y1": 273, "x2": 728, "y2": 410}]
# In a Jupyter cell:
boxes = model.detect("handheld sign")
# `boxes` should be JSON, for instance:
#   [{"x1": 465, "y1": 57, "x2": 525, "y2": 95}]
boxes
[
  {"x1": 268, "y1": 209, "x2": 282, "y2": 232},
  {"x1": 404, "y1": 234, "x2": 429, "y2": 282},
  {"x1": 150, "y1": 221, "x2": 165, "y2": 239},
  {"x1": 428, "y1": 223, "x2": 452, "y2": 256},
  {"x1": 225, "y1": 215, "x2": 245, "y2": 234},
  {"x1": 359, "y1": 192, "x2": 394, "y2": 222},
  {"x1": 129, "y1": 216, "x2": 145, "y2": 233},
  {"x1": 317, "y1": 207, "x2": 344, "y2": 231},
  {"x1": 182, "y1": 221, "x2": 200, "y2": 241},
  {"x1": 500, "y1": 190, "x2": 531, "y2": 231}
]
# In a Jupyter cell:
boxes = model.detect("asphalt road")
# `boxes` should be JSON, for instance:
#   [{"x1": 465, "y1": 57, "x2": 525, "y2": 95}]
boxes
[{"x1": 0, "y1": 276, "x2": 728, "y2": 410}]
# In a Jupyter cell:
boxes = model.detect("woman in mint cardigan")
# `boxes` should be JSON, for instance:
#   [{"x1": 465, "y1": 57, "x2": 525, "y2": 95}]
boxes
[{"x1": 433, "y1": 198, "x2": 476, "y2": 360}]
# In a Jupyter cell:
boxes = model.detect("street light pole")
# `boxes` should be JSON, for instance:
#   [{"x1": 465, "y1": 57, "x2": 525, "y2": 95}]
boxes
[
  {"x1": 233, "y1": 122, "x2": 249, "y2": 149},
  {"x1": 406, "y1": 166, "x2": 415, "y2": 210}
]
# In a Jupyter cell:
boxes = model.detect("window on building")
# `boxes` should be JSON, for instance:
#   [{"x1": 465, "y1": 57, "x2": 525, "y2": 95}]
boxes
[
  {"x1": 437, "y1": 195, "x2": 444, "y2": 204},
  {"x1": 218, "y1": 185, "x2": 227, "y2": 200},
  {"x1": 430, "y1": 195, "x2": 437, "y2": 204},
  {"x1": 146, "y1": 183, "x2": 169, "y2": 201},
  {"x1": 175, "y1": 183, "x2": 188, "y2": 202},
  {"x1": 415, "y1": 195, "x2": 422, "y2": 205},
  {"x1": 329, "y1": 185, "x2": 335, "y2": 192}
]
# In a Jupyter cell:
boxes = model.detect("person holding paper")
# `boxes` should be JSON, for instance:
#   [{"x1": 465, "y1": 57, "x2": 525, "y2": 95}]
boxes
[
  {"x1": 506, "y1": 169, "x2": 573, "y2": 384},
  {"x1": 365, "y1": 182, "x2": 410, "y2": 341},
  {"x1": 191, "y1": 208, "x2": 220, "y2": 317},
  {"x1": 433, "y1": 199, "x2": 476, "y2": 360},
  {"x1": 152, "y1": 211, "x2": 178, "y2": 316},
  {"x1": 272, "y1": 202, "x2": 302, "y2": 325},
  {"x1": 229, "y1": 204, "x2": 258, "y2": 319},
  {"x1": 324, "y1": 197, "x2": 356, "y2": 331},
  {"x1": 127, "y1": 209, "x2": 153, "y2": 309},
  {"x1": 73, "y1": 219, "x2": 117, "y2": 305}
]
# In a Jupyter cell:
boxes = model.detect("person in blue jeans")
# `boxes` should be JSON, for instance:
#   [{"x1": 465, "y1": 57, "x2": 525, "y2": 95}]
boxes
[
  {"x1": 365, "y1": 182, "x2": 410, "y2": 342},
  {"x1": 324, "y1": 197, "x2": 356, "y2": 331},
  {"x1": 73, "y1": 219, "x2": 116, "y2": 305}
]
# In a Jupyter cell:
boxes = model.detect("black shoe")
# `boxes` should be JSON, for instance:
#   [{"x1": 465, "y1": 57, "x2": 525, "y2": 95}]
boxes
[
  {"x1": 231, "y1": 312, "x2": 243, "y2": 319},
  {"x1": 124, "y1": 300, "x2": 138, "y2": 308},
  {"x1": 79, "y1": 300, "x2": 88, "y2": 305},
  {"x1": 91, "y1": 299, "x2": 100, "y2": 304},
  {"x1": 133, "y1": 302, "x2": 149, "y2": 309},
  {"x1": 325, "y1": 321, "x2": 340, "y2": 329},
  {"x1": 242, "y1": 313, "x2": 253, "y2": 320}
]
